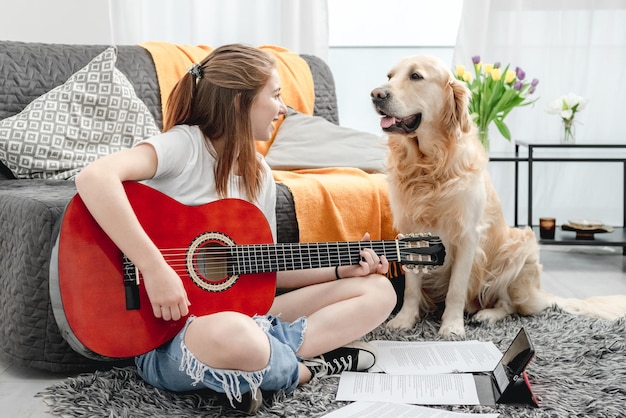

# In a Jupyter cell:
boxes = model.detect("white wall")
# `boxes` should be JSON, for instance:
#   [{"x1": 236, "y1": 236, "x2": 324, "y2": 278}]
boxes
[
  {"x1": 0, "y1": 0, "x2": 112, "y2": 44},
  {"x1": 328, "y1": 47, "x2": 454, "y2": 135},
  {"x1": 327, "y1": 0, "x2": 463, "y2": 134}
]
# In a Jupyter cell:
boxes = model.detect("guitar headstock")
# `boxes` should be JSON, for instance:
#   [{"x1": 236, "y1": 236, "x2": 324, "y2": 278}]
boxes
[{"x1": 397, "y1": 233, "x2": 446, "y2": 273}]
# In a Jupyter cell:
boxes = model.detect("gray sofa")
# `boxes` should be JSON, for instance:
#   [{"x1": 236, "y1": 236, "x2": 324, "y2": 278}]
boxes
[{"x1": 0, "y1": 40, "x2": 340, "y2": 372}]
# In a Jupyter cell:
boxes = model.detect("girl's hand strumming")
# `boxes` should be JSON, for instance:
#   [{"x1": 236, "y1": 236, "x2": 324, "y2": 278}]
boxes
[{"x1": 141, "y1": 261, "x2": 191, "y2": 321}]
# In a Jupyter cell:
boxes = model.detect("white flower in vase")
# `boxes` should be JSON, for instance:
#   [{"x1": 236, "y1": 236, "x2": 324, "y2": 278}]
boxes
[{"x1": 546, "y1": 93, "x2": 588, "y2": 143}]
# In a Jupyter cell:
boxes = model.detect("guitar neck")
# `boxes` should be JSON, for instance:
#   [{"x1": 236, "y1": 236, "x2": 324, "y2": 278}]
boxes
[{"x1": 228, "y1": 240, "x2": 400, "y2": 275}]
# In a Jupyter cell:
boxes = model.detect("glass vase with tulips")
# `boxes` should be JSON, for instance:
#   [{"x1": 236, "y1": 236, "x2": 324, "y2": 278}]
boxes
[{"x1": 455, "y1": 56, "x2": 539, "y2": 150}]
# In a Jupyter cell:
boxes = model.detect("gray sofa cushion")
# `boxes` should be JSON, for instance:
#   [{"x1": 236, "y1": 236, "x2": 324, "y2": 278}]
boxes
[
  {"x1": 0, "y1": 41, "x2": 162, "y2": 125},
  {"x1": 0, "y1": 46, "x2": 160, "y2": 180},
  {"x1": 0, "y1": 42, "x2": 162, "y2": 180}
]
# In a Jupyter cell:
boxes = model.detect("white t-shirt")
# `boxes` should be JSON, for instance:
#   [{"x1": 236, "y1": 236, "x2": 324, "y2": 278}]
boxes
[{"x1": 139, "y1": 125, "x2": 277, "y2": 241}]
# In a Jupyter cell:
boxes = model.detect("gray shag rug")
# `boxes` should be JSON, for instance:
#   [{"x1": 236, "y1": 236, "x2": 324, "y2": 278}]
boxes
[{"x1": 37, "y1": 307, "x2": 626, "y2": 418}]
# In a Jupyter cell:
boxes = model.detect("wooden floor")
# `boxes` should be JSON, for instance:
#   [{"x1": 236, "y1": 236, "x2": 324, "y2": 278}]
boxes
[{"x1": 2, "y1": 246, "x2": 626, "y2": 417}]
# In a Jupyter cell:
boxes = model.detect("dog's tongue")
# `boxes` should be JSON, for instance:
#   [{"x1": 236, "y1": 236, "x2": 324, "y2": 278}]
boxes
[{"x1": 380, "y1": 116, "x2": 397, "y2": 128}]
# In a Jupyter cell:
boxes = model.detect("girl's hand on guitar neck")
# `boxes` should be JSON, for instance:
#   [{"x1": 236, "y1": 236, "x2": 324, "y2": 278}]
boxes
[
  {"x1": 337, "y1": 232, "x2": 389, "y2": 279},
  {"x1": 141, "y1": 260, "x2": 191, "y2": 321}
]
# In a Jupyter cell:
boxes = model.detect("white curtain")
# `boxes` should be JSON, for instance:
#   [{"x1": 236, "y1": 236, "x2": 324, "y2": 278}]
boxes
[
  {"x1": 454, "y1": 0, "x2": 626, "y2": 228},
  {"x1": 107, "y1": 0, "x2": 329, "y2": 59}
]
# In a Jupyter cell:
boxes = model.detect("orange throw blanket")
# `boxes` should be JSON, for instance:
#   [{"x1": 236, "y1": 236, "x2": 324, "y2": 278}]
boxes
[
  {"x1": 140, "y1": 42, "x2": 314, "y2": 155},
  {"x1": 273, "y1": 168, "x2": 397, "y2": 243}
]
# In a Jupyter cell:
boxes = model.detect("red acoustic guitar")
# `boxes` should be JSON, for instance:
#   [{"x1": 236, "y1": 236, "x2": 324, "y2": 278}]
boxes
[{"x1": 50, "y1": 182, "x2": 445, "y2": 360}]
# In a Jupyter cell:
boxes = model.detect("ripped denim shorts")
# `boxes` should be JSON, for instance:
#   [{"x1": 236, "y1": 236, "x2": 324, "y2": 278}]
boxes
[{"x1": 135, "y1": 314, "x2": 306, "y2": 403}]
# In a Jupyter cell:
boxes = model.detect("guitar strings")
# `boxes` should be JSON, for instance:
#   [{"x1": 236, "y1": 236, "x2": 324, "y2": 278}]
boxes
[
  {"x1": 157, "y1": 248, "x2": 384, "y2": 273},
  {"x1": 142, "y1": 241, "x2": 435, "y2": 276}
]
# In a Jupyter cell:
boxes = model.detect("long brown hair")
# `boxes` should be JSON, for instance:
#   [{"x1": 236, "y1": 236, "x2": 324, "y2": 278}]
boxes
[{"x1": 163, "y1": 44, "x2": 275, "y2": 202}]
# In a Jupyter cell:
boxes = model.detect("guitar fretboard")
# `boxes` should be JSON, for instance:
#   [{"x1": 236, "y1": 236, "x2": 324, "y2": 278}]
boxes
[{"x1": 227, "y1": 240, "x2": 401, "y2": 275}]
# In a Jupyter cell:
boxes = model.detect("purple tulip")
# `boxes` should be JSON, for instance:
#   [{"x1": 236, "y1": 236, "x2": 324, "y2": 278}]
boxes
[
  {"x1": 514, "y1": 81, "x2": 523, "y2": 91},
  {"x1": 494, "y1": 62, "x2": 501, "y2": 69},
  {"x1": 531, "y1": 78, "x2": 539, "y2": 86},
  {"x1": 472, "y1": 56, "x2": 480, "y2": 64},
  {"x1": 515, "y1": 67, "x2": 526, "y2": 81}
]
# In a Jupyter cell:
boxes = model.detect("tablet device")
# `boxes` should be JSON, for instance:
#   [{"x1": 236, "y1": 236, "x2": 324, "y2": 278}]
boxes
[{"x1": 474, "y1": 327, "x2": 538, "y2": 406}]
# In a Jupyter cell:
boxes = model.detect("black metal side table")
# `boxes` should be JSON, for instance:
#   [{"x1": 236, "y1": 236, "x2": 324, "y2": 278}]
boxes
[{"x1": 505, "y1": 141, "x2": 626, "y2": 253}]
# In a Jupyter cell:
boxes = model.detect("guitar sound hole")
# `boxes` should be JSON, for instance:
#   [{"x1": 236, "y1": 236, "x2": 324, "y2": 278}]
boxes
[
  {"x1": 187, "y1": 231, "x2": 238, "y2": 292},
  {"x1": 195, "y1": 242, "x2": 229, "y2": 283}
]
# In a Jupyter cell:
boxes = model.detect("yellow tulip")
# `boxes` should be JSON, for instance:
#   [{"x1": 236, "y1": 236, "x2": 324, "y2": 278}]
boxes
[
  {"x1": 484, "y1": 63, "x2": 494, "y2": 75},
  {"x1": 505, "y1": 70, "x2": 516, "y2": 83},
  {"x1": 456, "y1": 65, "x2": 465, "y2": 77},
  {"x1": 463, "y1": 72, "x2": 471, "y2": 82},
  {"x1": 491, "y1": 67, "x2": 502, "y2": 81}
]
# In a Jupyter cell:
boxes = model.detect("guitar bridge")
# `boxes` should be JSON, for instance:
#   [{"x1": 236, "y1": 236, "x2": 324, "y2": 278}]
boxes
[{"x1": 122, "y1": 255, "x2": 140, "y2": 310}]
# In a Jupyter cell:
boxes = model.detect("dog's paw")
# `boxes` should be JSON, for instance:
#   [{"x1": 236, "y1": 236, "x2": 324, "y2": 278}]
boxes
[
  {"x1": 386, "y1": 313, "x2": 418, "y2": 330},
  {"x1": 472, "y1": 308, "x2": 508, "y2": 324},
  {"x1": 438, "y1": 319, "x2": 465, "y2": 339}
]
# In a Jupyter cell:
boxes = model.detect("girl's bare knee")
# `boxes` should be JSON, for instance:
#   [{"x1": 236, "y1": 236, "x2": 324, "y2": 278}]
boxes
[
  {"x1": 185, "y1": 313, "x2": 270, "y2": 371},
  {"x1": 367, "y1": 274, "x2": 398, "y2": 315}
]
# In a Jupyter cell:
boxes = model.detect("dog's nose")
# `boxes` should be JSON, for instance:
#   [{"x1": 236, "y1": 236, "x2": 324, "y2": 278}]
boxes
[{"x1": 371, "y1": 87, "x2": 389, "y2": 102}]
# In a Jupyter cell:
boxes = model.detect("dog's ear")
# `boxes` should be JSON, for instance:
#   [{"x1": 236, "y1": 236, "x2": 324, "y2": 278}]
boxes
[{"x1": 443, "y1": 78, "x2": 473, "y2": 135}]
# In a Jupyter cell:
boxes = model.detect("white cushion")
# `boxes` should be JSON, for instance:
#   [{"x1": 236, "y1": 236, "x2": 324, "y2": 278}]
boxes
[{"x1": 265, "y1": 108, "x2": 387, "y2": 173}]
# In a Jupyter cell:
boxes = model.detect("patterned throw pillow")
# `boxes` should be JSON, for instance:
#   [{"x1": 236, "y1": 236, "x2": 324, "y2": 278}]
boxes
[{"x1": 0, "y1": 46, "x2": 159, "y2": 179}]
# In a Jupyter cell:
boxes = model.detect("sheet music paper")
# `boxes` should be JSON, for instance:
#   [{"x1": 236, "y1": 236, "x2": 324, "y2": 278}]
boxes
[
  {"x1": 335, "y1": 372, "x2": 481, "y2": 405},
  {"x1": 369, "y1": 340, "x2": 502, "y2": 374}
]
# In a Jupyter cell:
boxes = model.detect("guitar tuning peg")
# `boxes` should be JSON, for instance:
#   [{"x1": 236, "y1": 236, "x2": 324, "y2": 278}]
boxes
[
  {"x1": 406, "y1": 265, "x2": 424, "y2": 274},
  {"x1": 404, "y1": 265, "x2": 435, "y2": 274}
]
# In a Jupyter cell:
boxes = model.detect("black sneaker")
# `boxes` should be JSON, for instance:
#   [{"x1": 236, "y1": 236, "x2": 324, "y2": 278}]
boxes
[
  {"x1": 214, "y1": 387, "x2": 263, "y2": 416},
  {"x1": 303, "y1": 340, "x2": 377, "y2": 379}
]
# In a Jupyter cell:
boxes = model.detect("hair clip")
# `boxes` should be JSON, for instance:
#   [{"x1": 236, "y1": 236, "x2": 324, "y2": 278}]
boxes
[{"x1": 187, "y1": 63, "x2": 203, "y2": 79}]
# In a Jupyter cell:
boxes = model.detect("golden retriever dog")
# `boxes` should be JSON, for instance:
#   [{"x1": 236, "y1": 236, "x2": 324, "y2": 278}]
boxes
[{"x1": 371, "y1": 55, "x2": 626, "y2": 337}]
